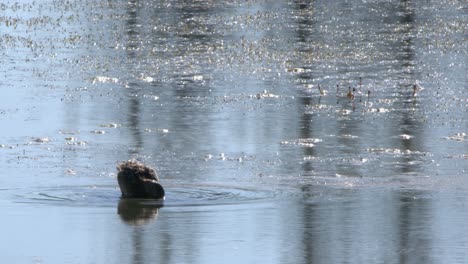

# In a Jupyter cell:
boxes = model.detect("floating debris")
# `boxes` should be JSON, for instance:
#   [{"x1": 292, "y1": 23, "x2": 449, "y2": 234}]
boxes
[
  {"x1": 281, "y1": 138, "x2": 322, "y2": 147},
  {"x1": 32, "y1": 137, "x2": 51, "y2": 143},
  {"x1": 219, "y1": 153, "x2": 226, "y2": 160},
  {"x1": 91, "y1": 76, "x2": 119, "y2": 84},
  {"x1": 91, "y1": 130, "x2": 106, "y2": 134},
  {"x1": 367, "y1": 148, "x2": 403, "y2": 154},
  {"x1": 378, "y1": 99, "x2": 397, "y2": 104},
  {"x1": 66, "y1": 141, "x2": 87, "y2": 146},
  {"x1": 140, "y1": 76, "x2": 155, "y2": 83},
  {"x1": 192, "y1": 75, "x2": 204, "y2": 81},
  {"x1": 255, "y1": 90, "x2": 279, "y2": 99},
  {"x1": 143, "y1": 94, "x2": 159, "y2": 100},
  {"x1": 66, "y1": 169, "x2": 77, "y2": 175},
  {"x1": 366, "y1": 148, "x2": 428, "y2": 156},
  {"x1": 100, "y1": 123, "x2": 120, "y2": 128},
  {"x1": 365, "y1": 108, "x2": 390, "y2": 113},
  {"x1": 399, "y1": 134, "x2": 413, "y2": 140},
  {"x1": 338, "y1": 134, "x2": 359, "y2": 139},
  {"x1": 337, "y1": 109, "x2": 353, "y2": 115},
  {"x1": 59, "y1": 130, "x2": 79, "y2": 135},
  {"x1": 306, "y1": 103, "x2": 331, "y2": 110},
  {"x1": 286, "y1": 67, "x2": 305, "y2": 73},
  {"x1": 144, "y1": 128, "x2": 169, "y2": 133},
  {"x1": 298, "y1": 138, "x2": 322, "y2": 147},
  {"x1": 444, "y1": 133, "x2": 466, "y2": 142},
  {"x1": 204, "y1": 154, "x2": 213, "y2": 161},
  {"x1": 412, "y1": 83, "x2": 425, "y2": 97},
  {"x1": 65, "y1": 137, "x2": 77, "y2": 141}
]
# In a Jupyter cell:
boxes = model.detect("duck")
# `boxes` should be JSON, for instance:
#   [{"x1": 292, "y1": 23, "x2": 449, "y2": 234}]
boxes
[{"x1": 117, "y1": 160, "x2": 165, "y2": 199}]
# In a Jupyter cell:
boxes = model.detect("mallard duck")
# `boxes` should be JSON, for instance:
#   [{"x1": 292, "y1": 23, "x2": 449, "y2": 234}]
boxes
[{"x1": 117, "y1": 160, "x2": 165, "y2": 199}]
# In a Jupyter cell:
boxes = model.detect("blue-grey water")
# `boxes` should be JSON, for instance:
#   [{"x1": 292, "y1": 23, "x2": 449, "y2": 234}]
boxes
[{"x1": 1, "y1": 0, "x2": 467, "y2": 263}]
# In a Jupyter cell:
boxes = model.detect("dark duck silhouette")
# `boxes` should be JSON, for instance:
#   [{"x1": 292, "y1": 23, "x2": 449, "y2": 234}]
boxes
[{"x1": 117, "y1": 160, "x2": 165, "y2": 199}]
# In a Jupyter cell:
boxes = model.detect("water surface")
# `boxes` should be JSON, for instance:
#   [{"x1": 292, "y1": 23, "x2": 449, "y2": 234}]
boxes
[{"x1": 0, "y1": 0, "x2": 467, "y2": 263}]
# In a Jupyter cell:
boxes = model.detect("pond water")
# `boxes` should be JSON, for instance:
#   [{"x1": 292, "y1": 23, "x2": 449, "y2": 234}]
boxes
[{"x1": 1, "y1": 0, "x2": 467, "y2": 263}]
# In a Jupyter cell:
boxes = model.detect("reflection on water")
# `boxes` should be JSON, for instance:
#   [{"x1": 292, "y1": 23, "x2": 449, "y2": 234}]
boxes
[
  {"x1": 0, "y1": 0, "x2": 467, "y2": 263},
  {"x1": 118, "y1": 199, "x2": 162, "y2": 226}
]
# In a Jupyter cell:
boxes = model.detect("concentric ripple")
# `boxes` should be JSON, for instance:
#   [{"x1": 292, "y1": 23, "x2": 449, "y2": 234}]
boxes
[{"x1": 11, "y1": 184, "x2": 277, "y2": 208}]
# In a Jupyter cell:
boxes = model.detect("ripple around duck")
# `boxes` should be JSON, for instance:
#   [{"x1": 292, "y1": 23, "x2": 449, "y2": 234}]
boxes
[
  {"x1": 13, "y1": 185, "x2": 121, "y2": 207},
  {"x1": 11, "y1": 184, "x2": 278, "y2": 208},
  {"x1": 163, "y1": 185, "x2": 277, "y2": 207}
]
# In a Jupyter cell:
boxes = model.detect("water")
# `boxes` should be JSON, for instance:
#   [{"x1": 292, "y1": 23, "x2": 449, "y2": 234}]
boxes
[{"x1": 0, "y1": 0, "x2": 467, "y2": 263}]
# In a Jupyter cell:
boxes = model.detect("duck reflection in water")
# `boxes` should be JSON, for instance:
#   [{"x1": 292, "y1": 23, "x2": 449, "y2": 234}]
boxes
[
  {"x1": 118, "y1": 199, "x2": 163, "y2": 225},
  {"x1": 117, "y1": 160, "x2": 165, "y2": 225}
]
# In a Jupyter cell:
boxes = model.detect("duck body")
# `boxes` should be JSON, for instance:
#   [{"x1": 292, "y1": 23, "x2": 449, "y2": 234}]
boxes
[{"x1": 117, "y1": 160, "x2": 165, "y2": 199}]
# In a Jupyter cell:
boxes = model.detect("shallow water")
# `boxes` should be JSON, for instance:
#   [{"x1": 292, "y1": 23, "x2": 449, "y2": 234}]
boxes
[{"x1": 1, "y1": 0, "x2": 467, "y2": 263}]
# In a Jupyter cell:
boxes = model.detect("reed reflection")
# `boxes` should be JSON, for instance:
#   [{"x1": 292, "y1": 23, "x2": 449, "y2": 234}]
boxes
[
  {"x1": 124, "y1": 0, "x2": 144, "y2": 154},
  {"x1": 290, "y1": 0, "x2": 318, "y2": 175},
  {"x1": 288, "y1": 1, "x2": 324, "y2": 263},
  {"x1": 394, "y1": 0, "x2": 425, "y2": 175},
  {"x1": 283, "y1": 1, "x2": 433, "y2": 263},
  {"x1": 161, "y1": 1, "x2": 218, "y2": 155},
  {"x1": 397, "y1": 190, "x2": 432, "y2": 264},
  {"x1": 120, "y1": 2, "x2": 220, "y2": 262},
  {"x1": 393, "y1": 1, "x2": 433, "y2": 263}
]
